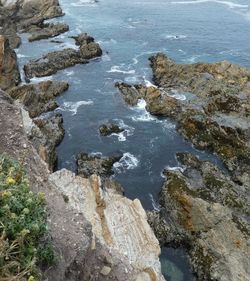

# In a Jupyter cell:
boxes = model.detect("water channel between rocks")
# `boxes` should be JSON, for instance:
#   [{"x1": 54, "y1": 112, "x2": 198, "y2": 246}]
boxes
[{"x1": 16, "y1": 0, "x2": 250, "y2": 280}]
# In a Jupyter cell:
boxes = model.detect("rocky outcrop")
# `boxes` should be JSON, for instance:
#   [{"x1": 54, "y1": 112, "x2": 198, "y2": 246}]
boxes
[
  {"x1": 0, "y1": 35, "x2": 20, "y2": 90},
  {"x1": 8, "y1": 80, "x2": 69, "y2": 118},
  {"x1": 49, "y1": 169, "x2": 165, "y2": 281},
  {"x1": 148, "y1": 153, "x2": 250, "y2": 281},
  {"x1": 0, "y1": 89, "x2": 165, "y2": 281},
  {"x1": 1, "y1": 0, "x2": 63, "y2": 28},
  {"x1": 27, "y1": 22, "x2": 69, "y2": 42},
  {"x1": 28, "y1": 113, "x2": 65, "y2": 171},
  {"x1": 24, "y1": 33, "x2": 102, "y2": 78},
  {"x1": 117, "y1": 54, "x2": 250, "y2": 186},
  {"x1": 77, "y1": 152, "x2": 123, "y2": 178},
  {"x1": 99, "y1": 123, "x2": 125, "y2": 136}
]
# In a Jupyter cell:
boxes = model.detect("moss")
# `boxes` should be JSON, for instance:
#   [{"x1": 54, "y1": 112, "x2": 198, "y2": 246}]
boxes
[{"x1": 0, "y1": 155, "x2": 55, "y2": 280}]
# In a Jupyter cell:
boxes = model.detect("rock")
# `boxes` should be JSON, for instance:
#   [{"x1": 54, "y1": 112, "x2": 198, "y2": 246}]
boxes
[
  {"x1": 29, "y1": 113, "x2": 65, "y2": 171},
  {"x1": 116, "y1": 82, "x2": 181, "y2": 117},
  {"x1": 49, "y1": 169, "x2": 165, "y2": 281},
  {"x1": 71, "y1": 32, "x2": 95, "y2": 46},
  {"x1": 99, "y1": 123, "x2": 124, "y2": 136},
  {"x1": 24, "y1": 33, "x2": 102, "y2": 78},
  {"x1": 0, "y1": 7, "x2": 21, "y2": 48},
  {"x1": 77, "y1": 152, "x2": 123, "y2": 178},
  {"x1": 27, "y1": 22, "x2": 69, "y2": 42},
  {"x1": 0, "y1": 35, "x2": 20, "y2": 90},
  {"x1": 148, "y1": 153, "x2": 250, "y2": 281},
  {"x1": 8, "y1": 80, "x2": 69, "y2": 117},
  {"x1": 2, "y1": 0, "x2": 63, "y2": 29}
]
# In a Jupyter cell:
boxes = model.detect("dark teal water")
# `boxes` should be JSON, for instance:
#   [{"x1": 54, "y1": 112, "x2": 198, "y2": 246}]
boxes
[{"x1": 16, "y1": 1, "x2": 250, "y2": 280}]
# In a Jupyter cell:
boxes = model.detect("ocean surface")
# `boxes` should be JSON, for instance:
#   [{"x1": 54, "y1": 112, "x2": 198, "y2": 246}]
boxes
[{"x1": 16, "y1": 0, "x2": 250, "y2": 280}]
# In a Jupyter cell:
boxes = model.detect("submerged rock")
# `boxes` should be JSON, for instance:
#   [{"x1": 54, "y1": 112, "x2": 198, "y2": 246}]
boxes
[
  {"x1": 27, "y1": 22, "x2": 69, "y2": 42},
  {"x1": 24, "y1": 33, "x2": 102, "y2": 78},
  {"x1": 0, "y1": 35, "x2": 20, "y2": 90},
  {"x1": 8, "y1": 80, "x2": 69, "y2": 117},
  {"x1": 77, "y1": 152, "x2": 123, "y2": 178},
  {"x1": 99, "y1": 123, "x2": 124, "y2": 136},
  {"x1": 29, "y1": 113, "x2": 65, "y2": 171}
]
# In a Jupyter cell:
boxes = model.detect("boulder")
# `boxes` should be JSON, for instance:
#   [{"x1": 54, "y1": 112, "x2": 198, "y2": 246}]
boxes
[
  {"x1": 0, "y1": 35, "x2": 20, "y2": 90},
  {"x1": 99, "y1": 123, "x2": 124, "y2": 136},
  {"x1": 28, "y1": 22, "x2": 69, "y2": 42},
  {"x1": 8, "y1": 80, "x2": 69, "y2": 117},
  {"x1": 77, "y1": 152, "x2": 123, "y2": 178}
]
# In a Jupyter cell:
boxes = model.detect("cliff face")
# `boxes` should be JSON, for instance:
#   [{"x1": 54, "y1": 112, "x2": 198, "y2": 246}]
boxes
[{"x1": 0, "y1": 90, "x2": 165, "y2": 280}]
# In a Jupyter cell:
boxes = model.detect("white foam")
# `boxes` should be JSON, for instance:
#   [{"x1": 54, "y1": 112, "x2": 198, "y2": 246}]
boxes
[
  {"x1": 58, "y1": 100, "x2": 93, "y2": 115},
  {"x1": 161, "y1": 165, "x2": 185, "y2": 178},
  {"x1": 113, "y1": 153, "x2": 139, "y2": 173},
  {"x1": 131, "y1": 99, "x2": 156, "y2": 122},
  {"x1": 107, "y1": 65, "x2": 135, "y2": 74},
  {"x1": 110, "y1": 119, "x2": 135, "y2": 142},
  {"x1": 71, "y1": 0, "x2": 98, "y2": 7},
  {"x1": 144, "y1": 79, "x2": 157, "y2": 88},
  {"x1": 64, "y1": 70, "x2": 74, "y2": 76},
  {"x1": 171, "y1": 0, "x2": 248, "y2": 9},
  {"x1": 149, "y1": 193, "x2": 161, "y2": 212},
  {"x1": 165, "y1": 34, "x2": 187, "y2": 40},
  {"x1": 30, "y1": 76, "x2": 54, "y2": 83}
]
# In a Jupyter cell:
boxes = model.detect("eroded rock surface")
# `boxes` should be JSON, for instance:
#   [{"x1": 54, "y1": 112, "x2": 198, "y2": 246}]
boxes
[
  {"x1": 148, "y1": 153, "x2": 250, "y2": 281},
  {"x1": 49, "y1": 169, "x2": 165, "y2": 281},
  {"x1": 99, "y1": 123, "x2": 125, "y2": 136},
  {"x1": 8, "y1": 80, "x2": 69, "y2": 118},
  {"x1": 0, "y1": 35, "x2": 20, "y2": 90}
]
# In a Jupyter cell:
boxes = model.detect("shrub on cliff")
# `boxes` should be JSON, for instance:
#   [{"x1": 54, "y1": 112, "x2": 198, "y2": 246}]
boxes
[{"x1": 0, "y1": 155, "x2": 54, "y2": 280}]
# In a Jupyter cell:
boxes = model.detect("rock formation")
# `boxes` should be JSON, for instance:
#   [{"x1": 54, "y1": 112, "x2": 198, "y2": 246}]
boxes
[
  {"x1": 24, "y1": 33, "x2": 102, "y2": 78},
  {"x1": 99, "y1": 123, "x2": 125, "y2": 136},
  {"x1": 8, "y1": 80, "x2": 69, "y2": 118},
  {"x1": 0, "y1": 35, "x2": 20, "y2": 90}
]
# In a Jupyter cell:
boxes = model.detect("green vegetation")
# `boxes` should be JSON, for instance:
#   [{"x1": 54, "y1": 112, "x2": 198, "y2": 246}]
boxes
[{"x1": 0, "y1": 155, "x2": 54, "y2": 281}]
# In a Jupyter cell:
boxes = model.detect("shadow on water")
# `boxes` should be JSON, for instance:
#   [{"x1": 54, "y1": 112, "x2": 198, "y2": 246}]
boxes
[{"x1": 160, "y1": 247, "x2": 196, "y2": 281}]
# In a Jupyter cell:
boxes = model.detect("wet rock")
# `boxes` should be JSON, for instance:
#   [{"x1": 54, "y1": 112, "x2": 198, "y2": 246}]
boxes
[
  {"x1": 24, "y1": 33, "x2": 102, "y2": 78},
  {"x1": 29, "y1": 113, "x2": 65, "y2": 171},
  {"x1": 71, "y1": 32, "x2": 95, "y2": 46},
  {"x1": 28, "y1": 22, "x2": 69, "y2": 42},
  {"x1": 77, "y1": 152, "x2": 123, "y2": 178},
  {"x1": 0, "y1": 35, "x2": 20, "y2": 90},
  {"x1": 8, "y1": 80, "x2": 69, "y2": 117},
  {"x1": 99, "y1": 123, "x2": 124, "y2": 136},
  {"x1": 148, "y1": 153, "x2": 250, "y2": 281},
  {"x1": 116, "y1": 82, "x2": 181, "y2": 117}
]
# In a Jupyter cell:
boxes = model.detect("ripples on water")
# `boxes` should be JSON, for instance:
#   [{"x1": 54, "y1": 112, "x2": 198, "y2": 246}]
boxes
[{"x1": 16, "y1": 0, "x2": 250, "y2": 280}]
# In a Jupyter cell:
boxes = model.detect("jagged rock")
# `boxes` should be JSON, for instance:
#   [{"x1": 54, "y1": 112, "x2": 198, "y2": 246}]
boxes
[
  {"x1": 148, "y1": 153, "x2": 250, "y2": 281},
  {"x1": 27, "y1": 22, "x2": 69, "y2": 42},
  {"x1": 1, "y1": 0, "x2": 63, "y2": 29},
  {"x1": 99, "y1": 123, "x2": 124, "y2": 136},
  {"x1": 116, "y1": 82, "x2": 181, "y2": 117},
  {"x1": 8, "y1": 80, "x2": 69, "y2": 117},
  {"x1": 0, "y1": 7, "x2": 21, "y2": 48},
  {"x1": 29, "y1": 113, "x2": 64, "y2": 171},
  {"x1": 49, "y1": 169, "x2": 165, "y2": 281},
  {"x1": 0, "y1": 35, "x2": 20, "y2": 90},
  {"x1": 77, "y1": 152, "x2": 123, "y2": 177},
  {"x1": 71, "y1": 32, "x2": 95, "y2": 46},
  {"x1": 24, "y1": 33, "x2": 102, "y2": 78}
]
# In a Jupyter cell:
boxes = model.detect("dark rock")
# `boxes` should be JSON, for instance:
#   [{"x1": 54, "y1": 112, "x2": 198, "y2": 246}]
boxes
[
  {"x1": 99, "y1": 123, "x2": 124, "y2": 136},
  {"x1": 71, "y1": 33, "x2": 95, "y2": 46},
  {"x1": 28, "y1": 22, "x2": 69, "y2": 42},
  {"x1": 29, "y1": 113, "x2": 65, "y2": 171},
  {"x1": 24, "y1": 48, "x2": 87, "y2": 78},
  {"x1": 0, "y1": 35, "x2": 20, "y2": 90},
  {"x1": 77, "y1": 152, "x2": 123, "y2": 178},
  {"x1": 8, "y1": 80, "x2": 69, "y2": 117},
  {"x1": 24, "y1": 33, "x2": 102, "y2": 78}
]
